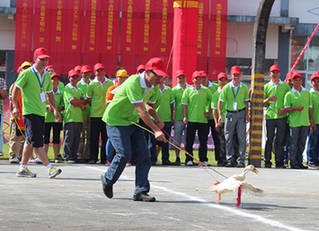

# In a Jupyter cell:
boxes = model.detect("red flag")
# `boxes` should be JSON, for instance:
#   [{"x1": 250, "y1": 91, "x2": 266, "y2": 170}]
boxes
[
  {"x1": 119, "y1": 0, "x2": 139, "y2": 74},
  {"x1": 63, "y1": 0, "x2": 84, "y2": 74},
  {"x1": 33, "y1": 0, "x2": 52, "y2": 51},
  {"x1": 49, "y1": 0, "x2": 67, "y2": 73},
  {"x1": 14, "y1": 0, "x2": 34, "y2": 71},
  {"x1": 209, "y1": 0, "x2": 227, "y2": 80},
  {"x1": 83, "y1": 0, "x2": 102, "y2": 68},
  {"x1": 101, "y1": 0, "x2": 121, "y2": 75},
  {"x1": 197, "y1": 0, "x2": 209, "y2": 73}
]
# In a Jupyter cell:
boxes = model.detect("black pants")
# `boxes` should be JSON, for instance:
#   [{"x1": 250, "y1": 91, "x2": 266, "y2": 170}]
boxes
[
  {"x1": 208, "y1": 119, "x2": 220, "y2": 161},
  {"x1": 89, "y1": 117, "x2": 107, "y2": 164},
  {"x1": 185, "y1": 122, "x2": 209, "y2": 162}
]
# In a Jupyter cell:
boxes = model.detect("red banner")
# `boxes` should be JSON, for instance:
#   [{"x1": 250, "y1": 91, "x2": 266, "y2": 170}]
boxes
[
  {"x1": 33, "y1": 0, "x2": 52, "y2": 51},
  {"x1": 63, "y1": 0, "x2": 84, "y2": 74},
  {"x1": 14, "y1": 0, "x2": 34, "y2": 71},
  {"x1": 49, "y1": 0, "x2": 67, "y2": 74},
  {"x1": 101, "y1": 0, "x2": 121, "y2": 75},
  {"x1": 209, "y1": 0, "x2": 227, "y2": 80},
  {"x1": 197, "y1": 0, "x2": 209, "y2": 73},
  {"x1": 136, "y1": 0, "x2": 157, "y2": 67},
  {"x1": 154, "y1": 0, "x2": 173, "y2": 76},
  {"x1": 119, "y1": 0, "x2": 139, "y2": 74},
  {"x1": 83, "y1": 0, "x2": 102, "y2": 68}
]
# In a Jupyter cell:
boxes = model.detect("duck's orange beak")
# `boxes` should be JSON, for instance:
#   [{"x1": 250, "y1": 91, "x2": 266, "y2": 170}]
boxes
[{"x1": 252, "y1": 168, "x2": 259, "y2": 174}]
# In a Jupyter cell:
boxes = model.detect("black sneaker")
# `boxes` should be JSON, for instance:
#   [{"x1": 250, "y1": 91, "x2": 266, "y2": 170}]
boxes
[
  {"x1": 174, "y1": 157, "x2": 181, "y2": 165},
  {"x1": 217, "y1": 160, "x2": 227, "y2": 166},
  {"x1": 291, "y1": 165, "x2": 300, "y2": 169},
  {"x1": 299, "y1": 164, "x2": 308, "y2": 169},
  {"x1": 101, "y1": 174, "x2": 113, "y2": 198},
  {"x1": 236, "y1": 162, "x2": 245, "y2": 168},
  {"x1": 162, "y1": 161, "x2": 174, "y2": 165},
  {"x1": 225, "y1": 161, "x2": 235, "y2": 167},
  {"x1": 275, "y1": 164, "x2": 286, "y2": 169},
  {"x1": 265, "y1": 162, "x2": 272, "y2": 168},
  {"x1": 133, "y1": 192, "x2": 156, "y2": 202}
]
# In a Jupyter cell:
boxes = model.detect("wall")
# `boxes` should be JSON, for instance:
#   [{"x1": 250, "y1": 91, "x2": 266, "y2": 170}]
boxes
[
  {"x1": 228, "y1": 0, "x2": 281, "y2": 17},
  {"x1": 289, "y1": 0, "x2": 319, "y2": 24},
  {"x1": 226, "y1": 23, "x2": 278, "y2": 59},
  {"x1": 0, "y1": 14, "x2": 15, "y2": 50}
]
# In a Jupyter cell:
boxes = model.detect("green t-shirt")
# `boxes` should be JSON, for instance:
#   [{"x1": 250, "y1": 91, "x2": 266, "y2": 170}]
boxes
[
  {"x1": 63, "y1": 83, "x2": 84, "y2": 124},
  {"x1": 181, "y1": 85, "x2": 213, "y2": 123},
  {"x1": 206, "y1": 81, "x2": 219, "y2": 120},
  {"x1": 212, "y1": 87, "x2": 226, "y2": 123},
  {"x1": 77, "y1": 79, "x2": 91, "y2": 115},
  {"x1": 45, "y1": 88, "x2": 64, "y2": 123},
  {"x1": 58, "y1": 81, "x2": 65, "y2": 93},
  {"x1": 310, "y1": 89, "x2": 319, "y2": 125},
  {"x1": 153, "y1": 85, "x2": 174, "y2": 122},
  {"x1": 15, "y1": 65, "x2": 53, "y2": 117},
  {"x1": 264, "y1": 80, "x2": 290, "y2": 120},
  {"x1": 172, "y1": 83, "x2": 189, "y2": 121},
  {"x1": 87, "y1": 77, "x2": 113, "y2": 118},
  {"x1": 103, "y1": 73, "x2": 159, "y2": 126},
  {"x1": 219, "y1": 81, "x2": 249, "y2": 111},
  {"x1": 284, "y1": 87, "x2": 311, "y2": 127}
]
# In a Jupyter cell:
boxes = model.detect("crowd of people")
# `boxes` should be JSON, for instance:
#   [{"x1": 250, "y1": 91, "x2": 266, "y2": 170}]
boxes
[{"x1": 5, "y1": 47, "x2": 319, "y2": 196}]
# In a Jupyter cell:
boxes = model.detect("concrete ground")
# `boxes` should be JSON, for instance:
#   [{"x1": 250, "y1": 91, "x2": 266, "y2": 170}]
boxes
[{"x1": 0, "y1": 160, "x2": 318, "y2": 231}]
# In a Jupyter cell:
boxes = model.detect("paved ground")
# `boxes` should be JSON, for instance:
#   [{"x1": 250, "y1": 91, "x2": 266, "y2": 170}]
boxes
[{"x1": 0, "y1": 160, "x2": 318, "y2": 231}]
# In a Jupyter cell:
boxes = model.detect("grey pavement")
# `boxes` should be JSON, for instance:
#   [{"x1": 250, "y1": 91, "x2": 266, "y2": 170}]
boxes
[{"x1": 0, "y1": 160, "x2": 318, "y2": 231}]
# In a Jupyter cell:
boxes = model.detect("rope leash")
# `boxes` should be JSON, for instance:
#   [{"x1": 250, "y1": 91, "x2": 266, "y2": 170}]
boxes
[
  {"x1": 13, "y1": 116, "x2": 30, "y2": 145},
  {"x1": 131, "y1": 121, "x2": 228, "y2": 181}
]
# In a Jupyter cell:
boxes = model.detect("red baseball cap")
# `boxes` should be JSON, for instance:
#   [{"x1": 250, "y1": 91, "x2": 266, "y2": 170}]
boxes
[
  {"x1": 51, "y1": 73, "x2": 61, "y2": 79},
  {"x1": 136, "y1": 64, "x2": 145, "y2": 73},
  {"x1": 217, "y1": 72, "x2": 228, "y2": 80},
  {"x1": 94, "y1": 63, "x2": 105, "y2": 72},
  {"x1": 192, "y1": 71, "x2": 201, "y2": 79},
  {"x1": 292, "y1": 72, "x2": 302, "y2": 79},
  {"x1": 269, "y1": 64, "x2": 280, "y2": 72},
  {"x1": 145, "y1": 57, "x2": 169, "y2": 77},
  {"x1": 74, "y1": 65, "x2": 81, "y2": 72},
  {"x1": 45, "y1": 65, "x2": 55, "y2": 70},
  {"x1": 68, "y1": 69, "x2": 79, "y2": 77},
  {"x1": 81, "y1": 65, "x2": 92, "y2": 73},
  {"x1": 230, "y1": 66, "x2": 241, "y2": 74},
  {"x1": 199, "y1": 70, "x2": 207, "y2": 77},
  {"x1": 34, "y1": 47, "x2": 50, "y2": 59},
  {"x1": 285, "y1": 71, "x2": 293, "y2": 80},
  {"x1": 176, "y1": 70, "x2": 186, "y2": 77},
  {"x1": 310, "y1": 73, "x2": 319, "y2": 81}
]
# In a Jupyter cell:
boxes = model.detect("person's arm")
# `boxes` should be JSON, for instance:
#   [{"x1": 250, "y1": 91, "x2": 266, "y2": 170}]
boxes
[
  {"x1": 263, "y1": 96, "x2": 277, "y2": 106},
  {"x1": 11, "y1": 86, "x2": 20, "y2": 118},
  {"x1": 309, "y1": 107, "x2": 316, "y2": 132},
  {"x1": 217, "y1": 100, "x2": 223, "y2": 125},
  {"x1": 278, "y1": 105, "x2": 304, "y2": 116},
  {"x1": 145, "y1": 102, "x2": 164, "y2": 129},
  {"x1": 245, "y1": 101, "x2": 249, "y2": 123},
  {"x1": 213, "y1": 109, "x2": 220, "y2": 132},
  {"x1": 170, "y1": 103, "x2": 174, "y2": 126},
  {"x1": 0, "y1": 88, "x2": 7, "y2": 99},
  {"x1": 182, "y1": 104, "x2": 188, "y2": 125},
  {"x1": 47, "y1": 92, "x2": 61, "y2": 122},
  {"x1": 135, "y1": 102, "x2": 165, "y2": 141}
]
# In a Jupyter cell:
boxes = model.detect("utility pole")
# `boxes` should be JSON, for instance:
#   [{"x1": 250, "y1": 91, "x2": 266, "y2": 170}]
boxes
[{"x1": 249, "y1": 0, "x2": 275, "y2": 167}]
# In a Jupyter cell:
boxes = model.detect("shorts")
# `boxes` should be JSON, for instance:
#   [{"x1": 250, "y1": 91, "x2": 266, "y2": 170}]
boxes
[
  {"x1": 23, "y1": 114, "x2": 45, "y2": 148},
  {"x1": 44, "y1": 122, "x2": 62, "y2": 144},
  {"x1": 16, "y1": 124, "x2": 25, "y2": 137}
]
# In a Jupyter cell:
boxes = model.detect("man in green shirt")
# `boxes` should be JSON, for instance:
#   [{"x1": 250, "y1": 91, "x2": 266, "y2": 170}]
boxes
[
  {"x1": 101, "y1": 57, "x2": 167, "y2": 202},
  {"x1": 307, "y1": 74, "x2": 319, "y2": 169},
  {"x1": 63, "y1": 69, "x2": 88, "y2": 164},
  {"x1": 218, "y1": 66, "x2": 249, "y2": 167},
  {"x1": 279, "y1": 72, "x2": 315, "y2": 169},
  {"x1": 45, "y1": 65, "x2": 65, "y2": 93},
  {"x1": 12, "y1": 47, "x2": 62, "y2": 178},
  {"x1": 172, "y1": 70, "x2": 188, "y2": 165},
  {"x1": 263, "y1": 65, "x2": 291, "y2": 168},
  {"x1": 201, "y1": 70, "x2": 220, "y2": 165},
  {"x1": 77, "y1": 65, "x2": 92, "y2": 163},
  {"x1": 87, "y1": 63, "x2": 113, "y2": 164},
  {"x1": 182, "y1": 71, "x2": 213, "y2": 166}
]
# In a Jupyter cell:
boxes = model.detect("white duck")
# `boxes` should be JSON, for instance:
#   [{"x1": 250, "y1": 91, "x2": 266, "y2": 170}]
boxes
[{"x1": 209, "y1": 165, "x2": 264, "y2": 207}]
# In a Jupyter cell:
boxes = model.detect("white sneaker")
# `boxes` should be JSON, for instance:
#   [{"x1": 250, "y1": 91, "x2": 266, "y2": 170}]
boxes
[
  {"x1": 10, "y1": 157, "x2": 20, "y2": 164},
  {"x1": 203, "y1": 161, "x2": 211, "y2": 166},
  {"x1": 186, "y1": 160, "x2": 193, "y2": 166},
  {"x1": 35, "y1": 157, "x2": 42, "y2": 164}
]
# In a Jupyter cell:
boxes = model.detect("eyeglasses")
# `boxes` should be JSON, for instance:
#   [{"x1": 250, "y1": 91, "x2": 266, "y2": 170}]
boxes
[{"x1": 150, "y1": 70, "x2": 162, "y2": 78}]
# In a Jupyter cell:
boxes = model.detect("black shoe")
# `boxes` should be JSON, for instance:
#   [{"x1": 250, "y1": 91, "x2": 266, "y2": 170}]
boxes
[
  {"x1": 174, "y1": 157, "x2": 181, "y2": 165},
  {"x1": 291, "y1": 165, "x2": 300, "y2": 169},
  {"x1": 151, "y1": 161, "x2": 157, "y2": 166},
  {"x1": 265, "y1": 162, "x2": 272, "y2": 168},
  {"x1": 133, "y1": 192, "x2": 156, "y2": 202},
  {"x1": 76, "y1": 159, "x2": 88, "y2": 163},
  {"x1": 236, "y1": 162, "x2": 245, "y2": 168},
  {"x1": 217, "y1": 160, "x2": 227, "y2": 166},
  {"x1": 275, "y1": 164, "x2": 286, "y2": 169},
  {"x1": 299, "y1": 164, "x2": 308, "y2": 169},
  {"x1": 225, "y1": 161, "x2": 235, "y2": 167},
  {"x1": 101, "y1": 174, "x2": 113, "y2": 198},
  {"x1": 162, "y1": 161, "x2": 174, "y2": 165}
]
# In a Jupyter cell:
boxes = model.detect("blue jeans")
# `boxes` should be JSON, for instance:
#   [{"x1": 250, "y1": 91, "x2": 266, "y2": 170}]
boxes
[
  {"x1": 307, "y1": 124, "x2": 319, "y2": 165},
  {"x1": 289, "y1": 126, "x2": 309, "y2": 166},
  {"x1": 105, "y1": 139, "x2": 114, "y2": 161},
  {"x1": 149, "y1": 121, "x2": 171, "y2": 162},
  {"x1": 102, "y1": 124, "x2": 151, "y2": 194}
]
